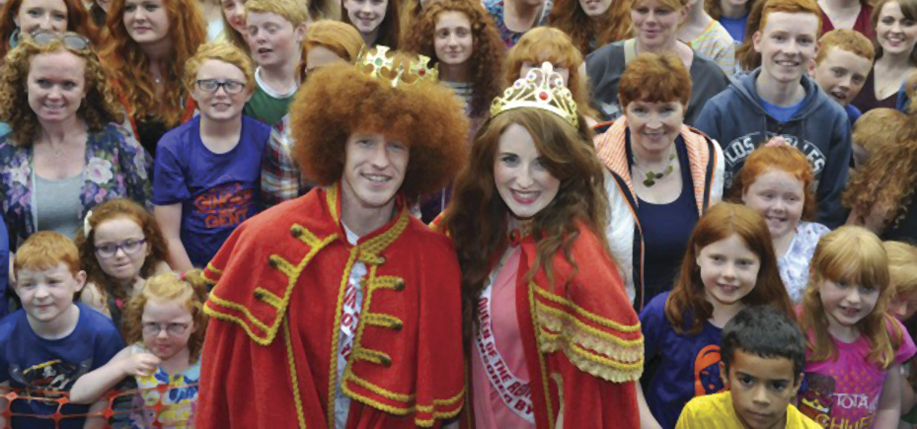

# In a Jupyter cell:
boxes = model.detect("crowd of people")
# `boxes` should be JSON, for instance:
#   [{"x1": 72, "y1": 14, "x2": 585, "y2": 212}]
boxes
[{"x1": 0, "y1": 0, "x2": 912, "y2": 426}]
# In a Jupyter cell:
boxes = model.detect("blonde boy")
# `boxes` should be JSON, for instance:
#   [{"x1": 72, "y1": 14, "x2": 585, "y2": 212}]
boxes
[
  {"x1": 0, "y1": 232, "x2": 124, "y2": 428},
  {"x1": 243, "y1": 0, "x2": 310, "y2": 125},
  {"x1": 809, "y1": 29, "x2": 876, "y2": 125}
]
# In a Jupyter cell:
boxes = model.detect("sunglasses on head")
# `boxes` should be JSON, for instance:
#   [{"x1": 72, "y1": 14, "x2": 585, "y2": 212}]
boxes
[{"x1": 21, "y1": 30, "x2": 91, "y2": 52}]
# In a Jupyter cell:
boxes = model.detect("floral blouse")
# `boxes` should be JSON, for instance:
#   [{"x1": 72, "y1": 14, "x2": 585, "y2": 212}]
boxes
[
  {"x1": 0, "y1": 123, "x2": 152, "y2": 250},
  {"x1": 778, "y1": 221, "x2": 830, "y2": 303}
]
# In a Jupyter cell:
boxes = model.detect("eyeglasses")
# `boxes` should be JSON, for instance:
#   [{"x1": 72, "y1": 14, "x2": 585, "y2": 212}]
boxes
[
  {"x1": 196, "y1": 79, "x2": 246, "y2": 94},
  {"x1": 24, "y1": 30, "x2": 91, "y2": 53},
  {"x1": 94, "y1": 239, "x2": 146, "y2": 258},
  {"x1": 142, "y1": 322, "x2": 191, "y2": 336}
]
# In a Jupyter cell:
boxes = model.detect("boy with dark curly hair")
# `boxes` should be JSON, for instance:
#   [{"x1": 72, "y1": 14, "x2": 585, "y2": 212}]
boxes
[{"x1": 195, "y1": 46, "x2": 470, "y2": 429}]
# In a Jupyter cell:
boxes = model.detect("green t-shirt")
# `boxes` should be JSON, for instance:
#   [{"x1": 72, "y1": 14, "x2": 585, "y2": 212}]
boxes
[{"x1": 243, "y1": 67, "x2": 297, "y2": 125}]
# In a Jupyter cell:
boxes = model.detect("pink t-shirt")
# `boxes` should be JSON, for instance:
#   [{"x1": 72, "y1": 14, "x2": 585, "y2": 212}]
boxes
[{"x1": 798, "y1": 318, "x2": 916, "y2": 428}]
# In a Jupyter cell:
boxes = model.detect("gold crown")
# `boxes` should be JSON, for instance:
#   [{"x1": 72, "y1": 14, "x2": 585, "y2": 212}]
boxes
[
  {"x1": 355, "y1": 45, "x2": 439, "y2": 87},
  {"x1": 490, "y1": 62, "x2": 578, "y2": 128}
]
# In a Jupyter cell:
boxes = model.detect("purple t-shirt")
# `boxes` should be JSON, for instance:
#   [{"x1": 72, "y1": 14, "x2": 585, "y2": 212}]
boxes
[
  {"x1": 798, "y1": 318, "x2": 916, "y2": 428},
  {"x1": 152, "y1": 115, "x2": 270, "y2": 268}
]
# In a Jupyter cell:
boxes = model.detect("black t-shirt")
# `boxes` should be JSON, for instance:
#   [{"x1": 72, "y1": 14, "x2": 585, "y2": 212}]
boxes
[{"x1": 883, "y1": 197, "x2": 917, "y2": 244}]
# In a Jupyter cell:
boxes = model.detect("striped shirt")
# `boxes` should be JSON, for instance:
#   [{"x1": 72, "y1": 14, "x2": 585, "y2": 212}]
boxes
[{"x1": 687, "y1": 20, "x2": 736, "y2": 76}]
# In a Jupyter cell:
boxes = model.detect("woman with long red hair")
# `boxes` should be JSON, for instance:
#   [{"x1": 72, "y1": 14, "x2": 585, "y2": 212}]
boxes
[
  {"x1": 443, "y1": 62, "x2": 642, "y2": 428},
  {"x1": 99, "y1": 0, "x2": 207, "y2": 158},
  {"x1": 0, "y1": 0, "x2": 98, "y2": 59}
]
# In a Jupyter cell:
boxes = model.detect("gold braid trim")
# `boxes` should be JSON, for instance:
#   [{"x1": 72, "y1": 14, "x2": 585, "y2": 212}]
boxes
[
  {"x1": 203, "y1": 227, "x2": 338, "y2": 346},
  {"x1": 283, "y1": 317, "x2": 307, "y2": 429},
  {"x1": 352, "y1": 348, "x2": 393, "y2": 366},
  {"x1": 205, "y1": 263, "x2": 224, "y2": 275},
  {"x1": 342, "y1": 372, "x2": 465, "y2": 427},
  {"x1": 533, "y1": 287, "x2": 642, "y2": 332},
  {"x1": 364, "y1": 313, "x2": 404, "y2": 330},
  {"x1": 326, "y1": 184, "x2": 340, "y2": 223},
  {"x1": 536, "y1": 305, "x2": 644, "y2": 360},
  {"x1": 327, "y1": 246, "x2": 359, "y2": 426},
  {"x1": 528, "y1": 281, "x2": 555, "y2": 426},
  {"x1": 254, "y1": 288, "x2": 283, "y2": 309}
]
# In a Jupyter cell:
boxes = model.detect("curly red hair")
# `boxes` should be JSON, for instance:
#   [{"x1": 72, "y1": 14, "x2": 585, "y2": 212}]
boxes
[
  {"x1": 288, "y1": 59, "x2": 469, "y2": 203},
  {"x1": 75, "y1": 198, "x2": 169, "y2": 303},
  {"x1": 401, "y1": 0, "x2": 505, "y2": 118},
  {"x1": 732, "y1": 144, "x2": 818, "y2": 221},
  {"x1": 100, "y1": 0, "x2": 207, "y2": 128},
  {"x1": 0, "y1": 0, "x2": 99, "y2": 59},
  {"x1": 548, "y1": 0, "x2": 631, "y2": 55}
]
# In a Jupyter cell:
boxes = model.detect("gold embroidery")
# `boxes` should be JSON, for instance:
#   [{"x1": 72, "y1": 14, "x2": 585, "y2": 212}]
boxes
[
  {"x1": 536, "y1": 304, "x2": 644, "y2": 351},
  {"x1": 528, "y1": 281, "x2": 554, "y2": 426},
  {"x1": 283, "y1": 317, "x2": 307, "y2": 429},
  {"x1": 364, "y1": 313, "x2": 404, "y2": 330},
  {"x1": 254, "y1": 287, "x2": 283, "y2": 309},
  {"x1": 327, "y1": 246, "x2": 359, "y2": 427},
  {"x1": 533, "y1": 287, "x2": 642, "y2": 332}
]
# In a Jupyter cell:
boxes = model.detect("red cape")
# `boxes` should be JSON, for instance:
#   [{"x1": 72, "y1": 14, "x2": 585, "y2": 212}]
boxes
[{"x1": 196, "y1": 184, "x2": 465, "y2": 428}]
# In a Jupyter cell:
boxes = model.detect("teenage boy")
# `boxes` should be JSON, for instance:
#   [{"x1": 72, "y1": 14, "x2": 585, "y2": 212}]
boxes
[
  {"x1": 676, "y1": 306, "x2": 820, "y2": 429},
  {"x1": 694, "y1": 0, "x2": 853, "y2": 228},
  {"x1": 0, "y1": 232, "x2": 125, "y2": 428},
  {"x1": 809, "y1": 29, "x2": 875, "y2": 125},
  {"x1": 243, "y1": 0, "x2": 309, "y2": 125}
]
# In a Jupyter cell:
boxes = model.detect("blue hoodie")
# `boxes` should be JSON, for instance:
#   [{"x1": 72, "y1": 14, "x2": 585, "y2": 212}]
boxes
[{"x1": 694, "y1": 69, "x2": 852, "y2": 228}]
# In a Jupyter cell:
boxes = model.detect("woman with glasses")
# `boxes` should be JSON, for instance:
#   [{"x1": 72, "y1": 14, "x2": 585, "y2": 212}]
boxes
[
  {"x1": 0, "y1": 32, "x2": 152, "y2": 252},
  {"x1": 153, "y1": 42, "x2": 270, "y2": 271},
  {"x1": 100, "y1": 0, "x2": 207, "y2": 159},
  {"x1": 75, "y1": 199, "x2": 170, "y2": 329},
  {"x1": 0, "y1": 0, "x2": 98, "y2": 60}
]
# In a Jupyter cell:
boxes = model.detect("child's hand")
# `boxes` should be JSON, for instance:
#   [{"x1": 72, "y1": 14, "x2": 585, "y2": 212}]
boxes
[{"x1": 119, "y1": 353, "x2": 161, "y2": 377}]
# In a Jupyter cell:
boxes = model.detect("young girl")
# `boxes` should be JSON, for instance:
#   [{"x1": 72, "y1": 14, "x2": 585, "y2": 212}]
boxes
[
  {"x1": 342, "y1": 0, "x2": 400, "y2": 48},
  {"x1": 735, "y1": 143, "x2": 829, "y2": 303},
  {"x1": 638, "y1": 202, "x2": 794, "y2": 429},
  {"x1": 69, "y1": 270, "x2": 209, "y2": 427},
  {"x1": 797, "y1": 227, "x2": 917, "y2": 428},
  {"x1": 75, "y1": 198, "x2": 170, "y2": 329}
]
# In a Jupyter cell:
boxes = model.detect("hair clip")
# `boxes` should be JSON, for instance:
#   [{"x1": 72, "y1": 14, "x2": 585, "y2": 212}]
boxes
[
  {"x1": 765, "y1": 136, "x2": 789, "y2": 148},
  {"x1": 83, "y1": 210, "x2": 93, "y2": 237}
]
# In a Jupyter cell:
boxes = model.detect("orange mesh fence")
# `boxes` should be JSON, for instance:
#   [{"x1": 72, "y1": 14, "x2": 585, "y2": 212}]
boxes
[{"x1": 0, "y1": 382, "x2": 198, "y2": 428}]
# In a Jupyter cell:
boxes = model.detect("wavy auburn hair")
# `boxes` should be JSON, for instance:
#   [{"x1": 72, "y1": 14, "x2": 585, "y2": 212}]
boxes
[
  {"x1": 288, "y1": 59, "x2": 469, "y2": 203},
  {"x1": 442, "y1": 108, "x2": 605, "y2": 341},
  {"x1": 843, "y1": 108, "x2": 916, "y2": 231},
  {"x1": 100, "y1": 0, "x2": 207, "y2": 128},
  {"x1": 0, "y1": 34, "x2": 124, "y2": 146},
  {"x1": 0, "y1": 0, "x2": 99, "y2": 59},
  {"x1": 801, "y1": 226, "x2": 903, "y2": 368},
  {"x1": 549, "y1": 0, "x2": 631, "y2": 55},
  {"x1": 664, "y1": 203, "x2": 794, "y2": 335},
  {"x1": 299, "y1": 20, "x2": 365, "y2": 77},
  {"x1": 402, "y1": 0, "x2": 505, "y2": 118},
  {"x1": 504, "y1": 27, "x2": 596, "y2": 118},
  {"x1": 122, "y1": 270, "x2": 210, "y2": 363},
  {"x1": 74, "y1": 199, "x2": 169, "y2": 303}
]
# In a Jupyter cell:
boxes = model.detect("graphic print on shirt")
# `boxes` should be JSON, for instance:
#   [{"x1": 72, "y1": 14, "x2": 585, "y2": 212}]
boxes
[
  {"x1": 10, "y1": 358, "x2": 92, "y2": 395},
  {"x1": 721, "y1": 132, "x2": 826, "y2": 188},
  {"x1": 798, "y1": 372, "x2": 878, "y2": 429},
  {"x1": 693, "y1": 345, "x2": 727, "y2": 396},
  {"x1": 193, "y1": 180, "x2": 255, "y2": 229}
]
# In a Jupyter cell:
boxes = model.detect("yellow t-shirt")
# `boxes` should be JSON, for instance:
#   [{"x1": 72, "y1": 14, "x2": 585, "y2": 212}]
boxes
[{"x1": 676, "y1": 392, "x2": 822, "y2": 429}]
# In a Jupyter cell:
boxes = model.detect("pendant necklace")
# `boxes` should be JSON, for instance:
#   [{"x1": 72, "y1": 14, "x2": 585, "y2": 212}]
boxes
[{"x1": 633, "y1": 147, "x2": 677, "y2": 187}]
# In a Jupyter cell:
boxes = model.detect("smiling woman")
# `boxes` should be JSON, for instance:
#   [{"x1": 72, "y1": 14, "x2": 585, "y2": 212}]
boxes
[
  {"x1": 0, "y1": 32, "x2": 152, "y2": 249},
  {"x1": 594, "y1": 52, "x2": 724, "y2": 309},
  {"x1": 0, "y1": 0, "x2": 98, "y2": 60},
  {"x1": 342, "y1": 0, "x2": 400, "y2": 48}
]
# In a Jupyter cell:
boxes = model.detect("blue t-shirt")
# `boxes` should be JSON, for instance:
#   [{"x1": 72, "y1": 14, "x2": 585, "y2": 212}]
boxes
[
  {"x1": 152, "y1": 115, "x2": 270, "y2": 268},
  {"x1": 844, "y1": 103, "x2": 862, "y2": 125},
  {"x1": 0, "y1": 303, "x2": 125, "y2": 428},
  {"x1": 641, "y1": 292, "x2": 726, "y2": 429},
  {"x1": 719, "y1": 14, "x2": 748, "y2": 43},
  {"x1": 761, "y1": 97, "x2": 804, "y2": 123},
  {"x1": 632, "y1": 135, "x2": 699, "y2": 303}
]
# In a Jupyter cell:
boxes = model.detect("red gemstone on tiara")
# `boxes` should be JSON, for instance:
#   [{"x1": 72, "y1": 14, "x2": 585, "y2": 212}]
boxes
[
  {"x1": 419, "y1": 70, "x2": 425, "y2": 76},
  {"x1": 539, "y1": 92, "x2": 549, "y2": 101}
]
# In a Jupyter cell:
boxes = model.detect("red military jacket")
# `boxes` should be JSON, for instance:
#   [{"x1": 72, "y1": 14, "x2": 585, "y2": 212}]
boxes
[
  {"x1": 468, "y1": 225, "x2": 645, "y2": 428},
  {"x1": 196, "y1": 184, "x2": 465, "y2": 428}
]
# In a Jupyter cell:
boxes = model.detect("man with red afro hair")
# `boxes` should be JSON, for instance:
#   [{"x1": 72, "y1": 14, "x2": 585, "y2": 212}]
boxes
[{"x1": 195, "y1": 46, "x2": 469, "y2": 429}]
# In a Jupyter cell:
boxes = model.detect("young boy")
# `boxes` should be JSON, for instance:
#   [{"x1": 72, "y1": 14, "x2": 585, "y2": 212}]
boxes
[
  {"x1": 676, "y1": 306, "x2": 820, "y2": 428},
  {"x1": 0, "y1": 231, "x2": 125, "y2": 428},
  {"x1": 243, "y1": 0, "x2": 309, "y2": 125},
  {"x1": 694, "y1": 0, "x2": 853, "y2": 229},
  {"x1": 809, "y1": 29, "x2": 875, "y2": 125}
]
